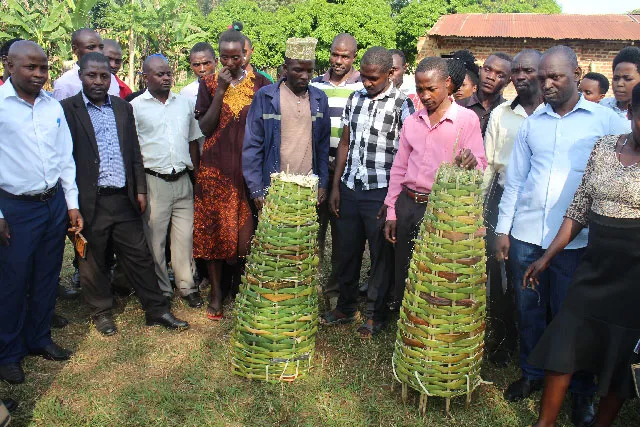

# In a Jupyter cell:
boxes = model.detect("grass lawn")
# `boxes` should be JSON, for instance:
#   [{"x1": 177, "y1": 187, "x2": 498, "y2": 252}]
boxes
[{"x1": 2, "y1": 242, "x2": 639, "y2": 426}]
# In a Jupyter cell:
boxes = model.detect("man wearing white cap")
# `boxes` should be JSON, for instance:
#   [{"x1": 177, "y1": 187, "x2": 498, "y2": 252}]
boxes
[{"x1": 243, "y1": 37, "x2": 330, "y2": 207}]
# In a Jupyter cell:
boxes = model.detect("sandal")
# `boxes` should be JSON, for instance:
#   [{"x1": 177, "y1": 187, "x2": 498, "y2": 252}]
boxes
[
  {"x1": 320, "y1": 310, "x2": 355, "y2": 325},
  {"x1": 206, "y1": 306, "x2": 223, "y2": 321}
]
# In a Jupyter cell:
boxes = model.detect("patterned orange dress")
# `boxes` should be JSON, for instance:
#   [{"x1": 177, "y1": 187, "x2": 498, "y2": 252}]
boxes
[{"x1": 193, "y1": 71, "x2": 271, "y2": 261}]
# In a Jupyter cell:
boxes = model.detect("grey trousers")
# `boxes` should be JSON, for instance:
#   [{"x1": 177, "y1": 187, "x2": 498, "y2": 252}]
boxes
[{"x1": 142, "y1": 173, "x2": 196, "y2": 297}]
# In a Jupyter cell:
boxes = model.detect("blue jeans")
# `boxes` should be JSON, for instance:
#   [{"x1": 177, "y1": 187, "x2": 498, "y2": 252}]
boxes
[{"x1": 509, "y1": 237, "x2": 595, "y2": 395}]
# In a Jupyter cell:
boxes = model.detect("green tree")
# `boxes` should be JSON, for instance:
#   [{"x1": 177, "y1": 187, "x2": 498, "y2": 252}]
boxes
[
  {"x1": 0, "y1": 0, "x2": 74, "y2": 78},
  {"x1": 459, "y1": 0, "x2": 560, "y2": 13}
]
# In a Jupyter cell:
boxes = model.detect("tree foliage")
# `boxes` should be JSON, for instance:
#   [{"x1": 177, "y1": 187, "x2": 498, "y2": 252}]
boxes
[{"x1": 0, "y1": 0, "x2": 561, "y2": 82}]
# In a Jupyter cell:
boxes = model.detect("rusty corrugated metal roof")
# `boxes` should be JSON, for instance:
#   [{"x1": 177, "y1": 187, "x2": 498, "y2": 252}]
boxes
[{"x1": 429, "y1": 14, "x2": 640, "y2": 41}]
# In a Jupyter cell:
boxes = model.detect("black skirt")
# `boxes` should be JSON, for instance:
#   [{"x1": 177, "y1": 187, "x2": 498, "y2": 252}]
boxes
[{"x1": 528, "y1": 212, "x2": 640, "y2": 399}]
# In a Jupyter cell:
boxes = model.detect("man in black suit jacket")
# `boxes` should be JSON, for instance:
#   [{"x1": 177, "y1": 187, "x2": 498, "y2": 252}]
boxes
[{"x1": 61, "y1": 52, "x2": 188, "y2": 335}]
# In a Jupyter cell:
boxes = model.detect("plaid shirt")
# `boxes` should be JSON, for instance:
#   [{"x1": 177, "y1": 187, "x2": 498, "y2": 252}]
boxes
[
  {"x1": 82, "y1": 92, "x2": 126, "y2": 188},
  {"x1": 340, "y1": 85, "x2": 414, "y2": 190}
]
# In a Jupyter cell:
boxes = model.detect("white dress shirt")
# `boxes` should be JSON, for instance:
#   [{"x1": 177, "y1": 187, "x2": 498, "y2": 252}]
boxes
[
  {"x1": 496, "y1": 95, "x2": 629, "y2": 249},
  {"x1": 52, "y1": 63, "x2": 119, "y2": 101},
  {"x1": 130, "y1": 90, "x2": 203, "y2": 174},
  {"x1": 0, "y1": 79, "x2": 79, "y2": 218},
  {"x1": 482, "y1": 99, "x2": 542, "y2": 194},
  {"x1": 179, "y1": 80, "x2": 200, "y2": 103},
  {"x1": 179, "y1": 80, "x2": 206, "y2": 154}
]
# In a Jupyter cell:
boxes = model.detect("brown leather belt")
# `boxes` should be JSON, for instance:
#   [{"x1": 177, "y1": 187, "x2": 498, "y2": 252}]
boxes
[
  {"x1": 144, "y1": 168, "x2": 187, "y2": 182},
  {"x1": 402, "y1": 185, "x2": 430, "y2": 204},
  {"x1": 0, "y1": 182, "x2": 59, "y2": 202}
]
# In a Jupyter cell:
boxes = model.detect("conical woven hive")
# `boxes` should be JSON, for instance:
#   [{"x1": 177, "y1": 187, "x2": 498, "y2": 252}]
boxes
[
  {"x1": 392, "y1": 163, "x2": 487, "y2": 414},
  {"x1": 231, "y1": 172, "x2": 320, "y2": 382}
]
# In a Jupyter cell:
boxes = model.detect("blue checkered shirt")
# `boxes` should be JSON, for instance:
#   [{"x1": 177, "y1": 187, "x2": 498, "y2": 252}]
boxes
[{"x1": 82, "y1": 92, "x2": 126, "y2": 188}]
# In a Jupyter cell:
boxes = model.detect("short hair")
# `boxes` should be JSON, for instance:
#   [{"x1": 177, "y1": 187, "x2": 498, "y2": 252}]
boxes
[
  {"x1": 102, "y1": 39, "x2": 122, "y2": 52},
  {"x1": 632, "y1": 81, "x2": 640, "y2": 110},
  {"x1": 190, "y1": 42, "x2": 216, "y2": 59},
  {"x1": 71, "y1": 28, "x2": 98, "y2": 45},
  {"x1": 489, "y1": 51, "x2": 513, "y2": 64},
  {"x1": 416, "y1": 57, "x2": 449, "y2": 81},
  {"x1": 447, "y1": 58, "x2": 467, "y2": 92},
  {"x1": 331, "y1": 33, "x2": 357, "y2": 53},
  {"x1": 78, "y1": 52, "x2": 110, "y2": 71},
  {"x1": 612, "y1": 46, "x2": 640, "y2": 74},
  {"x1": 515, "y1": 48, "x2": 541, "y2": 60},
  {"x1": 389, "y1": 49, "x2": 406, "y2": 66},
  {"x1": 218, "y1": 26, "x2": 246, "y2": 50},
  {"x1": 1, "y1": 38, "x2": 23, "y2": 58},
  {"x1": 543, "y1": 45, "x2": 578, "y2": 69},
  {"x1": 360, "y1": 47, "x2": 393, "y2": 73},
  {"x1": 452, "y1": 49, "x2": 479, "y2": 80},
  {"x1": 142, "y1": 53, "x2": 168, "y2": 73},
  {"x1": 582, "y1": 72, "x2": 609, "y2": 94}
]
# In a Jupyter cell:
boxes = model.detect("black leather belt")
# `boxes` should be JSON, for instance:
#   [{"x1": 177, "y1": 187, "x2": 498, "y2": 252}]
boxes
[
  {"x1": 0, "y1": 182, "x2": 59, "y2": 202},
  {"x1": 144, "y1": 168, "x2": 187, "y2": 182},
  {"x1": 97, "y1": 186, "x2": 127, "y2": 196},
  {"x1": 402, "y1": 185, "x2": 430, "y2": 204}
]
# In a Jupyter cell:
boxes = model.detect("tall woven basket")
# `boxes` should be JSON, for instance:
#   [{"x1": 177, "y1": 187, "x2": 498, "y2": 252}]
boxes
[
  {"x1": 231, "y1": 172, "x2": 320, "y2": 382},
  {"x1": 392, "y1": 163, "x2": 487, "y2": 415}
]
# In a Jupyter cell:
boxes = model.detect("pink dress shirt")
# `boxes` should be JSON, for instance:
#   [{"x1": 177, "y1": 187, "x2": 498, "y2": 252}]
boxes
[{"x1": 385, "y1": 102, "x2": 487, "y2": 221}]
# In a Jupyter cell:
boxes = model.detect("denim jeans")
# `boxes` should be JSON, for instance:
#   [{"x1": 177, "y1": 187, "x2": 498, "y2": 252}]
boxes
[{"x1": 509, "y1": 237, "x2": 595, "y2": 394}]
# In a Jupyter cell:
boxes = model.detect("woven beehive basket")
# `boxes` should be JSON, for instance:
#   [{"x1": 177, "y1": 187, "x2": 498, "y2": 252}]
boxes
[
  {"x1": 231, "y1": 172, "x2": 320, "y2": 383},
  {"x1": 392, "y1": 163, "x2": 487, "y2": 415}
]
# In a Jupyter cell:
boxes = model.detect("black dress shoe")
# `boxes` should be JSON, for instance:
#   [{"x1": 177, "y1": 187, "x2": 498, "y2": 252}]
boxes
[
  {"x1": 504, "y1": 377, "x2": 543, "y2": 402},
  {"x1": 145, "y1": 312, "x2": 189, "y2": 330},
  {"x1": 93, "y1": 313, "x2": 117, "y2": 336},
  {"x1": 183, "y1": 292, "x2": 204, "y2": 308},
  {"x1": 51, "y1": 313, "x2": 69, "y2": 329},
  {"x1": 29, "y1": 342, "x2": 72, "y2": 361},
  {"x1": 0, "y1": 364, "x2": 24, "y2": 384},
  {"x1": 571, "y1": 394, "x2": 595, "y2": 427},
  {"x1": 1, "y1": 398, "x2": 16, "y2": 412},
  {"x1": 58, "y1": 284, "x2": 80, "y2": 300}
]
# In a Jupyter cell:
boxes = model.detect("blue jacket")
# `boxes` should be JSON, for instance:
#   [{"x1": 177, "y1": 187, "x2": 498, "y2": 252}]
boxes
[{"x1": 242, "y1": 79, "x2": 330, "y2": 198}]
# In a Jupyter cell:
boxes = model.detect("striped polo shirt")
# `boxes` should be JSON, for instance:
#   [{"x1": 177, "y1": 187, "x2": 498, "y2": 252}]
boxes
[{"x1": 311, "y1": 69, "x2": 363, "y2": 161}]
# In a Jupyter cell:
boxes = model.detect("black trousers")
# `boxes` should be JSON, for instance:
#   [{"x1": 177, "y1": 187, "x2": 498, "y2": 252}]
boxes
[
  {"x1": 392, "y1": 191, "x2": 428, "y2": 304},
  {"x1": 335, "y1": 183, "x2": 393, "y2": 322},
  {"x1": 484, "y1": 176, "x2": 517, "y2": 352},
  {"x1": 317, "y1": 175, "x2": 340, "y2": 300},
  {"x1": 79, "y1": 193, "x2": 169, "y2": 317}
]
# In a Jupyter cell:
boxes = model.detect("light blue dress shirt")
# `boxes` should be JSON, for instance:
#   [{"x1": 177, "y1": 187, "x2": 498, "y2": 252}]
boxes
[
  {"x1": 496, "y1": 95, "x2": 630, "y2": 249},
  {"x1": 599, "y1": 97, "x2": 632, "y2": 132},
  {"x1": 0, "y1": 79, "x2": 78, "y2": 218}
]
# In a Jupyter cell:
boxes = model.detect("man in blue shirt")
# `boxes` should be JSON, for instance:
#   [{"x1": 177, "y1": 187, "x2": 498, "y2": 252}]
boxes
[{"x1": 495, "y1": 46, "x2": 628, "y2": 425}]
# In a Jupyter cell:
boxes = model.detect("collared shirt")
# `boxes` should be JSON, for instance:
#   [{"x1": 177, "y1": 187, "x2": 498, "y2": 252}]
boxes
[
  {"x1": 385, "y1": 102, "x2": 487, "y2": 221},
  {"x1": 130, "y1": 89, "x2": 203, "y2": 174},
  {"x1": 482, "y1": 98, "x2": 543, "y2": 194},
  {"x1": 0, "y1": 79, "x2": 78, "y2": 218},
  {"x1": 82, "y1": 92, "x2": 126, "y2": 188},
  {"x1": 457, "y1": 92, "x2": 506, "y2": 137},
  {"x1": 114, "y1": 74, "x2": 132, "y2": 99},
  {"x1": 310, "y1": 69, "x2": 363, "y2": 161},
  {"x1": 340, "y1": 85, "x2": 414, "y2": 190},
  {"x1": 53, "y1": 63, "x2": 120, "y2": 101},
  {"x1": 600, "y1": 97, "x2": 632, "y2": 131},
  {"x1": 496, "y1": 95, "x2": 630, "y2": 249}
]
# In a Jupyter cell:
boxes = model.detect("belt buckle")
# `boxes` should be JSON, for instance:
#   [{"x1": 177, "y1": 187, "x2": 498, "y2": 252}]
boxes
[{"x1": 40, "y1": 185, "x2": 54, "y2": 201}]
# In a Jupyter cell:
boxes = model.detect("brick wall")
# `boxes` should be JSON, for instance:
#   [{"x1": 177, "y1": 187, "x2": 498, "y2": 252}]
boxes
[{"x1": 416, "y1": 35, "x2": 634, "y2": 100}]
